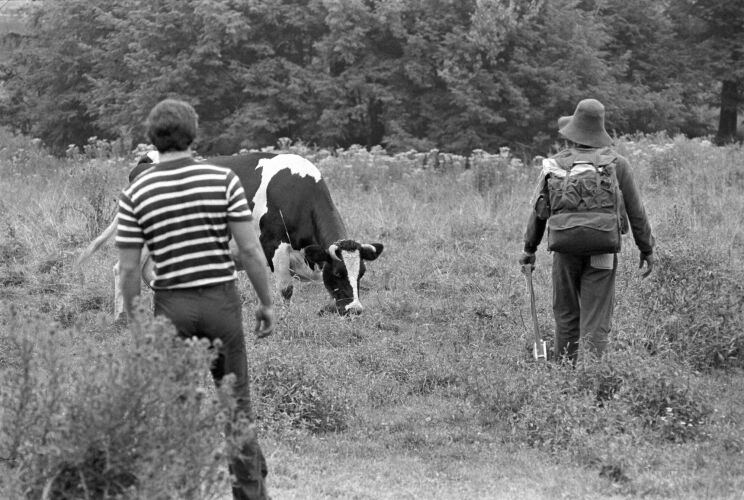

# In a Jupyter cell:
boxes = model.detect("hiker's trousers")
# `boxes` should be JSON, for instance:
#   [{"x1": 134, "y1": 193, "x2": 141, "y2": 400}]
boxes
[
  {"x1": 552, "y1": 252, "x2": 617, "y2": 363},
  {"x1": 153, "y1": 282, "x2": 269, "y2": 500}
]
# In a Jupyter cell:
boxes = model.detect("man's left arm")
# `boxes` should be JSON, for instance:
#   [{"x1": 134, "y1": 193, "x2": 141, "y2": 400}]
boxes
[
  {"x1": 116, "y1": 191, "x2": 146, "y2": 320},
  {"x1": 615, "y1": 158, "x2": 655, "y2": 277}
]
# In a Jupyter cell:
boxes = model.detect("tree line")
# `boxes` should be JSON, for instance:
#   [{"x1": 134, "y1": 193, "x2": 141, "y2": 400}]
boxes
[{"x1": 0, "y1": 0, "x2": 740, "y2": 157}]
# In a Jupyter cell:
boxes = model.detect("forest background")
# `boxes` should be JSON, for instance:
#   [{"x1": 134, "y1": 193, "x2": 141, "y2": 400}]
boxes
[{"x1": 0, "y1": 0, "x2": 741, "y2": 157}]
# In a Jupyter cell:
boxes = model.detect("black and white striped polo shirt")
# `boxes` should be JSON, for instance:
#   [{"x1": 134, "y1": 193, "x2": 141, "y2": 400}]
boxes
[{"x1": 116, "y1": 156, "x2": 252, "y2": 289}]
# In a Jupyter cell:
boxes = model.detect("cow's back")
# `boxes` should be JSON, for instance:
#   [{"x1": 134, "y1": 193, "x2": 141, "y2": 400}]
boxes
[
  {"x1": 202, "y1": 152, "x2": 345, "y2": 251},
  {"x1": 203, "y1": 152, "x2": 276, "y2": 203}
]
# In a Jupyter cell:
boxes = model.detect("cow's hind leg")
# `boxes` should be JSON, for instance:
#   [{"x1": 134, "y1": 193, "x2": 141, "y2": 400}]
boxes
[
  {"x1": 113, "y1": 261, "x2": 126, "y2": 322},
  {"x1": 273, "y1": 242, "x2": 294, "y2": 301},
  {"x1": 113, "y1": 251, "x2": 154, "y2": 323},
  {"x1": 231, "y1": 240, "x2": 293, "y2": 301}
]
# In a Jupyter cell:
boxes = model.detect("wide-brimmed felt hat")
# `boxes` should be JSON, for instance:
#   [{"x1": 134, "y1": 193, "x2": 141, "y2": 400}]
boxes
[
  {"x1": 559, "y1": 99, "x2": 612, "y2": 148},
  {"x1": 557, "y1": 115, "x2": 571, "y2": 130}
]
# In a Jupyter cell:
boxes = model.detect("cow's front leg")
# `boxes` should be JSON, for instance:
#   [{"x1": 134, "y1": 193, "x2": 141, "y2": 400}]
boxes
[
  {"x1": 273, "y1": 242, "x2": 294, "y2": 301},
  {"x1": 231, "y1": 240, "x2": 293, "y2": 300}
]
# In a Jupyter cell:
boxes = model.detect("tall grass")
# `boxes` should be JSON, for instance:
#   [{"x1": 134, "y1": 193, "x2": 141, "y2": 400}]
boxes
[{"x1": 1, "y1": 129, "x2": 743, "y2": 498}]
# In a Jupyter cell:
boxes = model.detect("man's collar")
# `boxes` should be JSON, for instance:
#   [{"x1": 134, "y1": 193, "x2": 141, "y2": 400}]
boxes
[{"x1": 158, "y1": 150, "x2": 193, "y2": 163}]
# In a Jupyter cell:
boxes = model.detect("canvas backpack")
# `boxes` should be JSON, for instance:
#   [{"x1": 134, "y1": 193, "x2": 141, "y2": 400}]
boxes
[{"x1": 536, "y1": 147, "x2": 628, "y2": 255}]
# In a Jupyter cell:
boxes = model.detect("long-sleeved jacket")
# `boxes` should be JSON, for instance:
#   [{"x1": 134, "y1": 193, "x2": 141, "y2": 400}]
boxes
[{"x1": 523, "y1": 147, "x2": 655, "y2": 255}]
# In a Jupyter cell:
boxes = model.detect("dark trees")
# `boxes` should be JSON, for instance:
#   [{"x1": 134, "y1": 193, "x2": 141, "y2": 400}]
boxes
[
  {"x1": 0, "y1": 0, "x2": 738, "y2": 155},
  {"x1": 670, "y1": 0, "x2": 744, "y2": 144}
]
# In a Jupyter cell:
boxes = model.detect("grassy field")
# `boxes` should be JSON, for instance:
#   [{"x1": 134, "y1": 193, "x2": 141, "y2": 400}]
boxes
[{"x1": 1, "y1": 132, "x2": 743, "y2": 499}]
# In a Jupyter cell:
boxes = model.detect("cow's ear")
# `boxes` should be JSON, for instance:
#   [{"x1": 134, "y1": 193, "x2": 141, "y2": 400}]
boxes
[
  {"x1": 360, "y1": 243, "x2": 384, "y2": 261},
  {"x1": 303, "y1": 245, "x2": 330, "y2": 266}
]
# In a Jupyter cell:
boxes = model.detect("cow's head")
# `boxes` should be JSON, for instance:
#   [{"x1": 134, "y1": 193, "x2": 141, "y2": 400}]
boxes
[{"x1": 304, "y1": 239, "x2": 384, "y2": 315}]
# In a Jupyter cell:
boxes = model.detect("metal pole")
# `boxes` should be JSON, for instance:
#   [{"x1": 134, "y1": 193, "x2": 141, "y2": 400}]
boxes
[{"x1": 522, "y1": 264, "x2": 548, "y2": 361}]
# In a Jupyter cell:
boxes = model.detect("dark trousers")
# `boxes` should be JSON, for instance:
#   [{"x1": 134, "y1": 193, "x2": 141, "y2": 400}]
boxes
[
  {"x1": 552, "y1": 253, "x2": 617, "y2": 364},
  {"x1": 153, "y1": 282, "x2": 269, "y2": 500}
]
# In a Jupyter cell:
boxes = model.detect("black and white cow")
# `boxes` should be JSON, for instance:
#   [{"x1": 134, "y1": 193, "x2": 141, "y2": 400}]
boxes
[{"x1": 140, "y1": 152, "x2": 384, "y2": 315}]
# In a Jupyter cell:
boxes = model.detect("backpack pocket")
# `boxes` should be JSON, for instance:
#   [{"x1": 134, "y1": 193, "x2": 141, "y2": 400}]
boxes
[
  {"x1": 586, "y1": 177, "x2": 616, "y2": 209},
  {"x1": 547, "y1": 212, "x2": 621, "y2": 255},
  {"x1": 596, "y1": 177, "x2": 616, "y2": 208},
  {"x1": 548, "y1": 176, "x2": 580, "y2": 211}
]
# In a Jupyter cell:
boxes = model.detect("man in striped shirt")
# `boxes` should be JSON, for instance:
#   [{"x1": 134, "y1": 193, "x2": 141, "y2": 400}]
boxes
[{"x1": 117, "y1": 98, "x2": 274, "y2": 500}]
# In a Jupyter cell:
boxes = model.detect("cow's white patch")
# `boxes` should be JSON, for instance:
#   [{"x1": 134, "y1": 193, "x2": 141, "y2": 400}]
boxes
[
  {"x1": 273, "y1": 242, "x2": 292, "y2": 290},
  {"x1": 251, "y1": 154, "x2": 321, "y2": 231},
  {"x1": 341, "y1": 249, "x2": 363, "y2": 312}
]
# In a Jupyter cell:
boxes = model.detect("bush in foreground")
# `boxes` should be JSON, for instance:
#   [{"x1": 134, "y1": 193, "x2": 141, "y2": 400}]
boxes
[{"x1": 0, "y1": 305, "x2": 252, "y2": 499}]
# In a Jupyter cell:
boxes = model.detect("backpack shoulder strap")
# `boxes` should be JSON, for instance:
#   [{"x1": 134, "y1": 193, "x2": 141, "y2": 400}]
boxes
[
  {"x1": 552, "y1": 149, "x2": 576, "y2": 170},
  {"x1": 596, "y1": 147, "x2": 618, "y2": 167}
]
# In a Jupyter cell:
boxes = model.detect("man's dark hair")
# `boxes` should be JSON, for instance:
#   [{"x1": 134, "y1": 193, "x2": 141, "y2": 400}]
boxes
[{"x1": 146, "y1": 99, "x2": 198, "y2": 153}]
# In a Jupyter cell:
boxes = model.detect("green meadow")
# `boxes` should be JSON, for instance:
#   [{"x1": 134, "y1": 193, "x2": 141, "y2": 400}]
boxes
[{"x1": 1, "y1": 131, "x2": 743, "y2": 499}]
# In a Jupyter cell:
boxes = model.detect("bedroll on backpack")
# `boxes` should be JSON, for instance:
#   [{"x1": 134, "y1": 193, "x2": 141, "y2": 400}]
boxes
[{"x1": 543, "y1": 149, "x2": 626, "y2": 256}]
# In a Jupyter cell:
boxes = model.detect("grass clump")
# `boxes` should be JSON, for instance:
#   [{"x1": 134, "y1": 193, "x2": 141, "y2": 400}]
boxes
[
  {"x1": 67, "y1": 160, "x2": 123, "y2": 241},
  {"x1": 472, "y1": 348, "x2": 712, "y2": 459},
  {"x1": 254, "y1": 356, "x2": 352, "y2": 434},
  {"x1": 637, "y1": 247, "x2": 744, "y2": 371}
]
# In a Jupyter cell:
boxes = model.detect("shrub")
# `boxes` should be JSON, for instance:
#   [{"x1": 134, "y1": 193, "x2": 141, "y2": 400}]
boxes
[{"x1": 0, "y1": 304, "x2": 253, "y2": 500}]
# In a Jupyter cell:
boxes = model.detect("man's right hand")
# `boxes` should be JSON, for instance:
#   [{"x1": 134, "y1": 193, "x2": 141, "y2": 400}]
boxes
[
  {"x1": 519, "y1": 251, "x2": 536, "y2": 269},
  {"x1": 254, "y1": 304, "x2": 275, "y2": 339}
]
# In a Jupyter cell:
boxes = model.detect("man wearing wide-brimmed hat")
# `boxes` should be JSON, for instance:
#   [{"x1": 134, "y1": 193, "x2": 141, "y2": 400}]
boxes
[{"x1": 519, "y1": 98, "x2": 655, "y2": 364}]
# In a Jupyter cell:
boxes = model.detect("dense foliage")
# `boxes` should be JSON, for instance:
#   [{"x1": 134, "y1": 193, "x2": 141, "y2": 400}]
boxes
[{"x1": 0, "y1": 0, "x2": 740, "y2": 156}]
